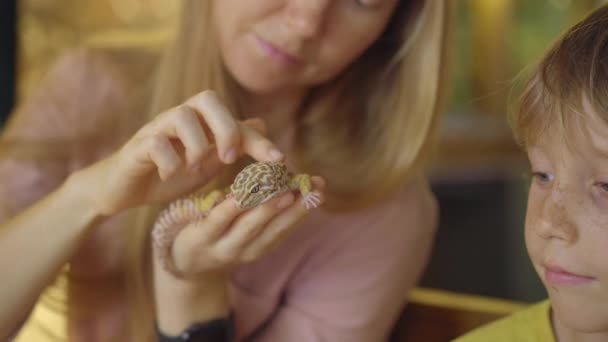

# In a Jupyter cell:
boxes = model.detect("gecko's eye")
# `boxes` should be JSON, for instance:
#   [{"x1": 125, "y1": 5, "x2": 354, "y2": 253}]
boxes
[{"x1": 251, "y1": 185, "x2": 260, "y2": 194}]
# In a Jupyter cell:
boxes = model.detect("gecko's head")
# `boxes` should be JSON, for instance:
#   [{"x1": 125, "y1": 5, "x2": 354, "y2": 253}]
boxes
[{"x1": 230, "y1": 161, "x2": 291, "y2": 209}]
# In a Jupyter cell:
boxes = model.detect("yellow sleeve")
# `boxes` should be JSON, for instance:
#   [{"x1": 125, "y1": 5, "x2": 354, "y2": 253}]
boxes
[{"x1": 453, "y1": 300, "x2": 555, "y2": 342}]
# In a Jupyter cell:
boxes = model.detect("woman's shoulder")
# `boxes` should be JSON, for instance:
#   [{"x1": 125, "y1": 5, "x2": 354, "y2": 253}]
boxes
[
  {"x1": 3, "y1": 46, "x2": 159, "y2": 141},
  {"x1": 25, "y1": 45, "x2": 159, "y2": 108},
  {"x1": 454, "y1": 300, "x2": 554, "y2": 342},
  {"x1": 86, "y1": 46, "x2": 159, "y2": 86},
  {"x1": 45, "y1": 46, "x2": 159, "y2": 91},
  {"x1": 0, "y1": 47, "x2": 161, "y2": 220}
]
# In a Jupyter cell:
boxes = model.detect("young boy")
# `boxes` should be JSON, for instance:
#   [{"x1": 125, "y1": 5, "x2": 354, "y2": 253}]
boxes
[{"x1": 456, "y1": 5, "x2": 608, "y2": 342}]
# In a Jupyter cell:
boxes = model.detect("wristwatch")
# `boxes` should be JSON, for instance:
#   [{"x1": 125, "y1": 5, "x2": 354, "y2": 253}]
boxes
[{"x1": 157, "y1": 315, "x2": 234, "y2": 342}]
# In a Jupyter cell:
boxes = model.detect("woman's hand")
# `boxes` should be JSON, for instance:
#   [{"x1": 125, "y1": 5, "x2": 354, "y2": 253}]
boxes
[
  {"x1": 173, "y1": 176, "x2": 324, "y2": 275},
  {"x1": 153, "y1": 177, "x2": 324, "y2": 335},
  {"x1": 74, "y1": 90, "x2": 282, "y2": 217}
]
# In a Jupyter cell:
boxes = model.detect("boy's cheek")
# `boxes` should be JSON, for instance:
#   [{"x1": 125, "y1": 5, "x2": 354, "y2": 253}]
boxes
[
  {"x1": 523, "y1": 193, "x2": 550, "y2": 257},
  {"x1": 523, "y1": 221, "x2": 545, "y2": 275}
]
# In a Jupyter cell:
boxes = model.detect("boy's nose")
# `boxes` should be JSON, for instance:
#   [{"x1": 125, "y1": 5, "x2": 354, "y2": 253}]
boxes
[
  {"x1": 285, "y1": 0, "x2": 330, "y2": 38},
  {"x1": 533, "y1": 187, "x2": 578, "y2": 244}
]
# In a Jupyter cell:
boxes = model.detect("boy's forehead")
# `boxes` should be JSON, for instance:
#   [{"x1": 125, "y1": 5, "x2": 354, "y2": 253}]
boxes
[
  {"x1": 583, "y1": 117, "x2": 608, "y2": 159},
  {"x1": 578, "y1": 96, "x2": 608, "y2": 157},
  {"x1": 528, "y1": 106, "x2": 608, "y2": 160}
]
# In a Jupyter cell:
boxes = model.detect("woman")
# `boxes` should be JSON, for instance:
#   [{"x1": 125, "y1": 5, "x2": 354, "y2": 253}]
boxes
[{"x1": 0, "y1": 0, "x2": 449, "y2": 341}]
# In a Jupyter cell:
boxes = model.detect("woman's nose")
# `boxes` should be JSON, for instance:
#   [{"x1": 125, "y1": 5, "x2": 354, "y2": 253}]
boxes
[
  {"x1": 533, "y1": 186, "x2": 578, "y2": 244},
  {"x1": 286, "y1": 0, "x2": 330, "y2": 38}
]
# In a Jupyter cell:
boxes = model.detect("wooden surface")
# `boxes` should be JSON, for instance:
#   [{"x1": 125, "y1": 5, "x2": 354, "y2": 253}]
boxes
[{"x1": 391, "y1": 288, "x2": 527, "y2": 342}]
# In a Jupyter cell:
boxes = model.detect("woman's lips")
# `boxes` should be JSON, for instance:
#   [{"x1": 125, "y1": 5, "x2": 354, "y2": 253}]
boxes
[
  {"x1": 254, "y1": 35, "x2": 300, "y2": 65},
  {"x1": 544, "y1": 264, "x2": 595, "y2": 285}
]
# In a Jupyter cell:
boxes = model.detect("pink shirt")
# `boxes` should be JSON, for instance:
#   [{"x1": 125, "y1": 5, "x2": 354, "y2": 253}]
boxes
[{"x1": 1, "y1": 48, "x2": 437, "y2": 341}]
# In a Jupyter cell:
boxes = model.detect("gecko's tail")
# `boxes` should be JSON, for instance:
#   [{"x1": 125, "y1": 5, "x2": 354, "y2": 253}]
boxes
[{"x1": 151, "y1": 190, "x2": 225, "y2": 278}]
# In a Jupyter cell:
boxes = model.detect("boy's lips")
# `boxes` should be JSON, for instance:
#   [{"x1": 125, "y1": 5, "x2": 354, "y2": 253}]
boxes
[{"x1": 543, "y1": 263, "x2": 595, "y2": 285}]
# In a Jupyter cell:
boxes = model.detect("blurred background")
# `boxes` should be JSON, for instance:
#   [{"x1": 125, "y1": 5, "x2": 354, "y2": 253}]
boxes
[{"x1": 0, "y1": 0, "x2": 606, "y2": 304}]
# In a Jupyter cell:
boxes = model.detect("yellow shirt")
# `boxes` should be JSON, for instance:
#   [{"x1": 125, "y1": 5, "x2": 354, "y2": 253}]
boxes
[
  {"x1": 454, "y1": 300, "x2": 555, "y2": 342},
  {"x1": 13, "y1": 276, "x2": 68, "y2": 342}
]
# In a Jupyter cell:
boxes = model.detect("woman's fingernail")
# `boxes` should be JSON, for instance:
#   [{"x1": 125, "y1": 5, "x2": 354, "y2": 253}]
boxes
[
  {"x1": 276, "y1": 193, "x2": 294, "y2": 209},
  {"x1": 224, "y1": 148, "x2": 237, "y2": 163},
  {"x1": 269, "y1": 148, "x2": 283, "y2": 161}
]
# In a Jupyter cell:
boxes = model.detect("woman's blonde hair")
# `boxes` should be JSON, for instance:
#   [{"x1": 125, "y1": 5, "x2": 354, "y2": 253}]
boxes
[
  {"x1": 150, "y1": 0, "x2": 451, "y2": 209},
  {"x1": 128, "y1": 1, "x2": 451, "y2": 340},
  {"x1": 512, "y1": 5, "x2": 608, "y2": 148}
]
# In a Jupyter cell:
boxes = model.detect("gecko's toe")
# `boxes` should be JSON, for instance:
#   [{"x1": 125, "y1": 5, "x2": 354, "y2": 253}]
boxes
[{"x1": 301, "y1": 191, "x2": 322, "y2": 209}]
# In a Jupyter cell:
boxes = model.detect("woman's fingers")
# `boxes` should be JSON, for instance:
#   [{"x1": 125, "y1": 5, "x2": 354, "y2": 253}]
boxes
[
  {"x1": 147, "y1": 91, "x2": 236, "y2": 165},
  {"x1": 242, "y1": 117, "x2": 267, "y2": 134},
  {"x1": 213, "y1": 193, "x2": 294, "y2": 260},
  {"x1": 240, "y1": 177, "x2": 325, "y2": 260},
  {"x1": 170, "y1": 177, "x2": 324, "y2": 275},
  {"x1": 241, "y1": 186, "x2": 325, "y2": 261},
  {"x1": 240, "y1": 203, "x2": 306, "y2": 262},
  {"x1": 184, "y1": 91, "x2": 284, "y2": 164},
  {"x1": 172, "y1": 197, "x2": 245, "y2": 272},
  {"x1": 240, "y1": 122, "x2": 284, "y2": 162},
  {"x1": 142, "y1": 91, "x2": 282, "y2": 171},
  {"x1": 185, "y1": 91, "x2": 241, "y2": 163},
  {"x1": 172, "y1": 192, "x2": 292, "y2": 273},
  {"x1": 310, "y1": 176, "x2": 326, "y2": 189},
  {"x1": 129, "y1": 135, "x2": 182, "y2": 181},
  {"x1": 144, "y1": 150, "x2": 224, "y2": 204},
  {"x1": 171, "y1": 105, "x2": 211, "y2": 166}
]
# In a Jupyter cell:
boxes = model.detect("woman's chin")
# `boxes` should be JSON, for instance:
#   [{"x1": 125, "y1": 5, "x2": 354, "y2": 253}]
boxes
[
  {"x1": 234, "y1": 73, "x2": 295, "y2": 95},
  {"x1": 225, "y1": 61, "x2": 300, "y2": 95}
]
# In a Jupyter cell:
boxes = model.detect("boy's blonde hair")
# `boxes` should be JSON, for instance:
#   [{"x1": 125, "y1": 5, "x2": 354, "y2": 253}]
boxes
[
  {"x1": 512, "y1": 5, "x2": 608, "y2": 147},
  {"x1": 129, "y1": 1, "x2": 451, "y2": 340}
]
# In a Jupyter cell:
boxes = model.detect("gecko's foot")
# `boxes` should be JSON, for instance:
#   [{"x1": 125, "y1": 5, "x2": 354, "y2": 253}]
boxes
[{"x1": 301, "y1": 191, "x2": 322, "y2": 210}]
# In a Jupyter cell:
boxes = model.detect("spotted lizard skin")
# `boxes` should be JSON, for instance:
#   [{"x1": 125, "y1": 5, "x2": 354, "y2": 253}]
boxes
[{"x1": 152, "y1": 161, "x2": 321, "y2": 277}]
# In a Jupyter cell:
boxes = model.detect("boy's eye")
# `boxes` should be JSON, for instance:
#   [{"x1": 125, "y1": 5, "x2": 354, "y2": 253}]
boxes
[
  {"x1": 531, "y1": 171, "x2": 554, "y2": 185},
  {"x1": 354, "y1": 0, "x2": 377, "y2": 8},
  {"x1": 596, "y1": 182, "x2": 608, "y2": 193}
]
